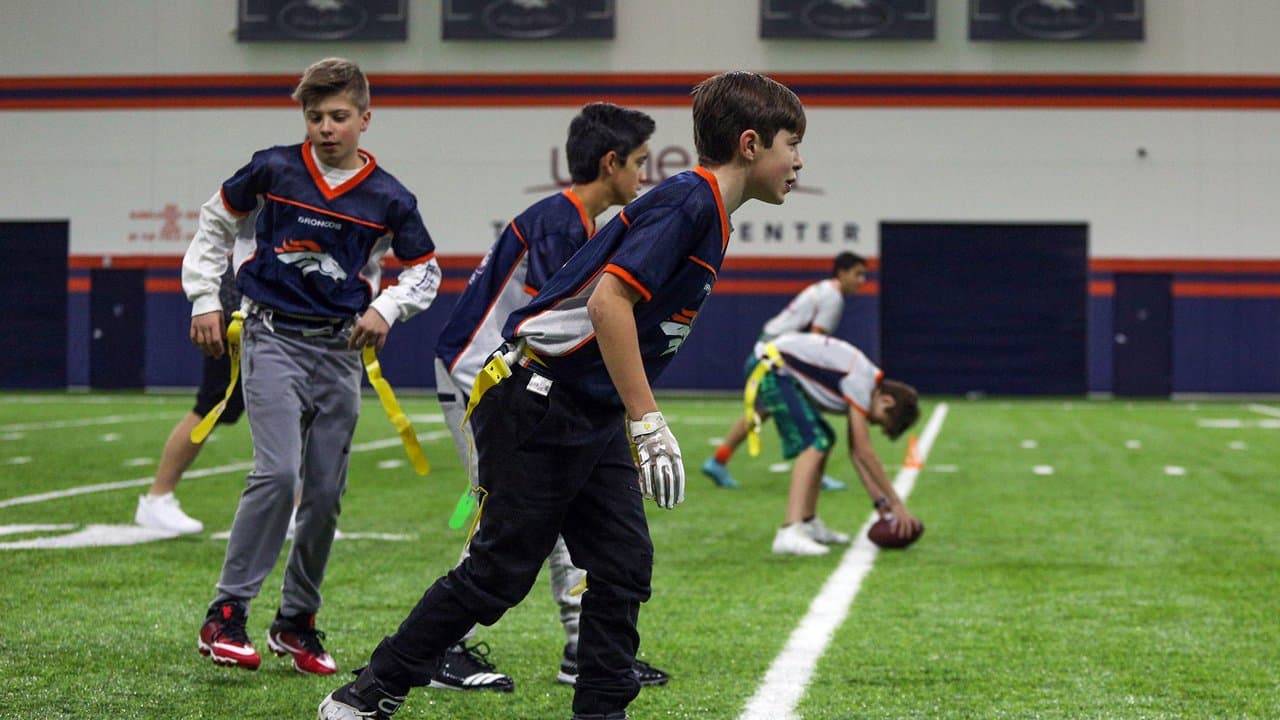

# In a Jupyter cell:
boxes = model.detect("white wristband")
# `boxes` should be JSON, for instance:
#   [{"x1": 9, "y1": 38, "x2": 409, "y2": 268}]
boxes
[{"x1": 628, "y1": 411, "x2": 667, "y2": 438}]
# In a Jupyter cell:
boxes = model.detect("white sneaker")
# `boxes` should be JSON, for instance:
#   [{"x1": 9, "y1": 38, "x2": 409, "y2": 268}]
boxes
[
  {"x1": 804, "y1": 516, "x2": 850, "y2": 545},
  {"x1": 771, "y1": 523, "x2": 830, "y2": 556},
  {"x1": 135, "y1": 492, "x2": 203, "y2": 534}
]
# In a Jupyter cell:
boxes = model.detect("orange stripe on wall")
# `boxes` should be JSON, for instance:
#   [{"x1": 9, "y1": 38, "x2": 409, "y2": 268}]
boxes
[
  {"x1": 1173, "y1": 282, "x2": 1280, "y2": 298},
  {"x1": 1091, "y1": 258, "x2": 1280, "y2": 273},
  {"x1": 145, "y1": 278, "x2": 182, "y2": 292},
  {"x1": 716, "y1": 279, "x2": 881, "y2": 295},
  {"x1": 65, "y1": 254, "x2": 1280, "y2": 274}
]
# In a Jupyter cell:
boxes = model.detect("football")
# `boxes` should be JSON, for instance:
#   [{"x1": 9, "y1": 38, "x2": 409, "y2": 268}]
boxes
[{"x1": 868, "y1": 518, "x2": 924, "y2": 549}]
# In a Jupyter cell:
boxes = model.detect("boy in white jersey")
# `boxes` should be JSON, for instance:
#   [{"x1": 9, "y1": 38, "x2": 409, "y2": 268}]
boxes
[
  {"x1": 429, "y1": 102, "x2": 667, "y2": 691},
  {"x1": 185, "y1": 58, "x2": 441, "y2": 675},
  {"x1": 748, "y1": 332, "x2": 923, "y2": 556},
  {"x1": 702, "y1": 252, "x2": 867, "y2": 489}
]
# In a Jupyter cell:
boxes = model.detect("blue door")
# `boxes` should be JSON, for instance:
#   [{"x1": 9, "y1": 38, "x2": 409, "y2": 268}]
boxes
[
  {"x1": 1112, "y1": 273, "x2": 1172, "y2": 397},
  {"x1": 90, "y1": 269, "x2": 147, "y2": 389},
  {"x1": 0, "y1": 221, "x2": 68, "y2": 388}
]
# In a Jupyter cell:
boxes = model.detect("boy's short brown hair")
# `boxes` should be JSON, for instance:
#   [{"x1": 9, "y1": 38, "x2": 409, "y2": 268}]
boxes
[
  {"x1": 690, "y1": 71, "x2": 806, "y2": 166},
  {"x1": 878, "y1": 379, "x2": 920, "y2": 441},
  {"x1": 292, "y1": 57, "x2": 370, "y2": 111}
]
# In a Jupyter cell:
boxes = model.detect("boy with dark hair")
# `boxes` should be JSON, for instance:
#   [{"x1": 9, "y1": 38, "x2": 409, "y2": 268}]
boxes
[
  {"x1": 430, "y1": 102, "x2": 667, "y2": 692},
  {"x1": 187, "y1": 57, "x2": 440, "y2": 675},
  {"x1": 702, "y1": 250, "x2": 868, "y2": 489},
  {"x1": 746, "y1": 332, "x2": 922, "y2": 556},
  {"x1": 319, "y1": 70, "x2": 806, "y2": 720}
]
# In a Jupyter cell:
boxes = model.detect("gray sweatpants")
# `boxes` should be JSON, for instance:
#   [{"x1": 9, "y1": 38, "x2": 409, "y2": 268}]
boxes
[
  {"x1": 435, "y1": 357, "x2": 585, "y2": 650},
  {"x1": 213, "y1": 317, "x2": 360, "y2": 617}
]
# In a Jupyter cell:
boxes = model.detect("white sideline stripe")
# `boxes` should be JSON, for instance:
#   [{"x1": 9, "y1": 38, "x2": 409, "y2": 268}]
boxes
[
  {"x1": 0, "y1": 431, "x2": 451, "y2": 510},
  {"x1": 737, "y1": 403, "x2": 949, "y2": 720},
  {"x1": 1247, "y1": 403, "x2": 1280, "y2": 418},
  {"x1": 0, "y1": 412, "x2": 176, "y2": 432}
]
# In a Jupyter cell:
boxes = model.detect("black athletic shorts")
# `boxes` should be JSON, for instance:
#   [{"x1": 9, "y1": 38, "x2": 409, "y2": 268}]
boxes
[{"x1": 192, "y1": 351, "x2": 244, "y2": 424}]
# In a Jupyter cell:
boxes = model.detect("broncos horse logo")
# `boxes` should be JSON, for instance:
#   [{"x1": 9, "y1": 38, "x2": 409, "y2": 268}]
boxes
[{"x1": 275, "y1": 239, "x2": 348, "y2": 281}]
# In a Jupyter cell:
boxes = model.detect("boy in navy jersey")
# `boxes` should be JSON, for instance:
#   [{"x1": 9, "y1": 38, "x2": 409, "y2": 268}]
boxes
[
  {"x1": 320, "y1": 71, "x2": 805, "y2": 720},
  {"x1": 431, "y1": 103, "x2": 668, "y2": 691},
  {"x1": 185, "y1": 58, "x2": 441, "y2": 676}
]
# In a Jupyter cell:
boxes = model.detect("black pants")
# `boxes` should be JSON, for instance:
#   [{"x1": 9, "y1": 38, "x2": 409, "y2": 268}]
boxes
[{"x1": 369, "y1": 364, "x2": 654, "y2": 716}]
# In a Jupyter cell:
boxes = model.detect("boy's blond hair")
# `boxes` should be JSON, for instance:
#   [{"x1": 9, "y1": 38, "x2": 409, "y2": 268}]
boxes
[
  {"x1": 691, "y1": 71, "x2": 806, "y2": 166},
  {"x1": 292, "y1": 57, "x2": 370, "y2": 111}
]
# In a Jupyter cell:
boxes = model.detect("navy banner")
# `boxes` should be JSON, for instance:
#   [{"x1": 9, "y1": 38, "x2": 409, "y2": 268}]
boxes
[
  {"x1": 442, "y1": 0, "x2": 615, "y2": 40},
  {"x1": 237, "y1": 0, "x2": 408, "y2": 42},
  {"x1": 969, "y1": 0, "x2": 1144, "y2": 41},
  {"x1": 760, "y1": 0, "x2": 936, "y2": 40}
]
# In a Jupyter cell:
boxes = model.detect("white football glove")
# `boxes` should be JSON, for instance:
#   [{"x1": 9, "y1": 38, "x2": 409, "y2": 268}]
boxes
[{"x1": 629, "y1": 411, "x2": 685, "y2": 509}]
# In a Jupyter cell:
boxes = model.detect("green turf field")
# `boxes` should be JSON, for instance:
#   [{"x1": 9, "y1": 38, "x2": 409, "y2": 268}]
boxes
[{"x1": 0, "y1": 392, "x2": 1277, "y2": 719}]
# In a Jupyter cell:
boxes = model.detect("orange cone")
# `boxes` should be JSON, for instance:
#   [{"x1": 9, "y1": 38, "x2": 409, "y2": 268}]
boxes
[{"x1": 903, "y1": 435, "x2": 924, "y2": 470}]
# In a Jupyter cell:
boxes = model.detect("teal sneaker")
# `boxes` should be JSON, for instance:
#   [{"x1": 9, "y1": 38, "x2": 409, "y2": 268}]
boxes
[
  {"x1": 700, "y1": 458, "x2": 739, "y2": 488},
  {"x1": 819, "y1": 475, "x2": 847, "y2": 491}
]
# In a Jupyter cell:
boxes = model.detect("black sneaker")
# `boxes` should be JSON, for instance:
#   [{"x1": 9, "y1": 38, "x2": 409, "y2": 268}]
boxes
[
  {"x1": 318, "y1": 667, "x2": 406, "y2": 720},
  {"x1": 557, "y1": 647, "x2": 670, "y2": 688},
  {"x1": 427, "y1": 642, "x2": 515, "y2": 692},
  {"x1": 632, "y1": 658, "x2": 670, "y2": 687}
]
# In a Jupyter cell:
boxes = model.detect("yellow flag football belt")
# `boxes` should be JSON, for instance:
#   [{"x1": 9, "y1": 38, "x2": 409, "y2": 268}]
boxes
[
  {"x1": 743, "y1": 342, "x2": 785, "y2": 457},
  {"x1": 190, "y1": 311, "x2": 245, "y2": 444},
  {"x1": 447, "y1": 351, "x2": 514, "y2": 537},
  {"x1": 363, "y1": 345, "x2": 430, "y2": 476},
  {"x1": 192, "y1": 314, "x2": 429, "y2": 480}
]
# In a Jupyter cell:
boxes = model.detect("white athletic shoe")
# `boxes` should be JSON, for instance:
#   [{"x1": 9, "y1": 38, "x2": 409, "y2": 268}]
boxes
[
  {"x1": 803, "y1": 516, "x2": 850, "y2": 545},
  {"x1": 771, "y1": 523, "x2": 830, "y2": 556},
  {"x1": 135, "y1": 492, "x2": 203, "y2": 534}
]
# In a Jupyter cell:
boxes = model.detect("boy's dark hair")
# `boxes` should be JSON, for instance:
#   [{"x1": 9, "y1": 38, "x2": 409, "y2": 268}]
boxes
[
  {"x1": 833, "y1": 252, "x2": 866, "y2": 276},
  {"x1": 878, "y1": 379, "x2": 920, "y2": 441},
  {"x1": 691, "y1": 71, "x2": 806, "y2": 166},
  {"x1": 566, "y1": 102, "x2": 656, "y2": 184},
  {"x1": 292, "y1": 57, "x2": 370, "y2": 111}
]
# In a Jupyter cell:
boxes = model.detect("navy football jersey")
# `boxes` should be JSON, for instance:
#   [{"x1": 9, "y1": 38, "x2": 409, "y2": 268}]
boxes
[
  {"x1": 505, "y1": 168, "x2": 730, "y2": 406},
  {"x1": 435, "y1": 189, "x2": 595, "y2": 393},
  {"x1": 223, "y1": 142, "x2": 436, "y2": 319}
]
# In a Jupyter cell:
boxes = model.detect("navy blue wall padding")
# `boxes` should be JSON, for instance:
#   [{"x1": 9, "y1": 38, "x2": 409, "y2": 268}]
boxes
[
  {"x1": 1174, "y1": 298, "x2": 1280, "y2": 393},
  {"x1": 90, "y1": 269, "x2": 146, "y2": 389},
  {"x1": 1088, "y1": 296, "x2": 1113, "y2": 393},
  {"x1": 880, "y1": 223, "x2": 1088, "y2": 396},
  {"x1": 0, "y1": 222, "x2": 68, "y2": 388},
  {"x1": 1112, "y1": 274, "x2": 1172, "y2": 396},
  {"x1": 144, "y1": 291, "x2": 203, "y2": 388}
]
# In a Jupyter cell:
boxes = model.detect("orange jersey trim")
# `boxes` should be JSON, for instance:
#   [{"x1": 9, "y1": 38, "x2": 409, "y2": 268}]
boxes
[
  {"x1": 399, "y1": 250, "x2": 437, "y2": 267},
  {"x1": 563, "y1": 188, "x2": 595, "y2": 237},
  {"x1": 693, "y1": 167, "x2": 730, "y2": 253},
  {"x1": 219, "y1": 187, "x2": 254, "y2": 217},
  {"x1": 301, "y1": 141, "x2": 378, "y2": 201},
  {"x1": 687, "y1": 254, "x2": 717, "y2": 278},
  {"x1": 263, "y1": 193, "x2": 387, "y2": 231},
  {"x1": 603, "y1": 263, "x2": 652, "y2": 302}
]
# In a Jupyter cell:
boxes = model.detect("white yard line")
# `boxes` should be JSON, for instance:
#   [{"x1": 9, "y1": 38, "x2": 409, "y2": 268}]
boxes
[
  {"x1": 0, "y1": 412, "x2": 177, "y2": 432},
  {"x1": 1247, "y1": 403, "x2": 1280, "y2": 419},
  {"x1": 0, "y1": 432, "x2": 450, "y2": 510},
  {"x1": 737, "y1": 403, "x2": 949, "y2": 720}
]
